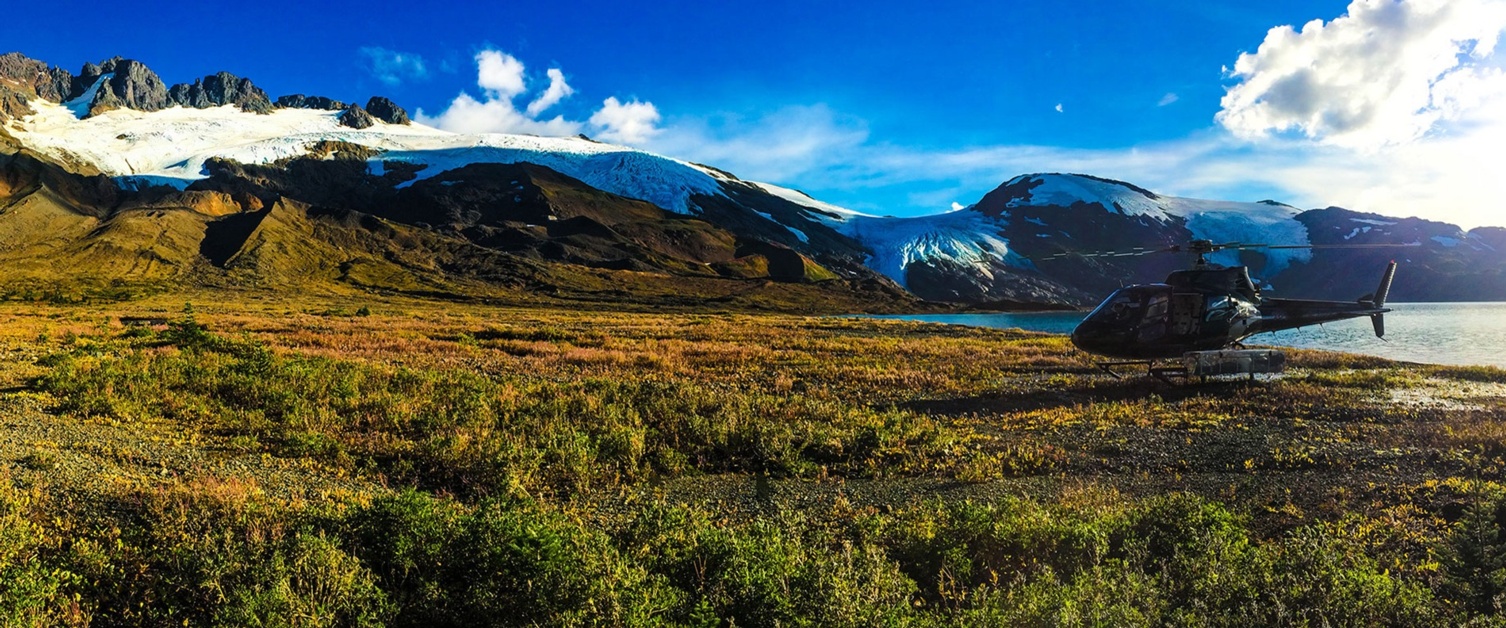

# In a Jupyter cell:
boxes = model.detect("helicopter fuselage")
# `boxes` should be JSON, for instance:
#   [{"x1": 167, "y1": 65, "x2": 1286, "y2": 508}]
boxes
[{"x1": 1069, "y1": 264, "x2": 1395, "y2": 361}]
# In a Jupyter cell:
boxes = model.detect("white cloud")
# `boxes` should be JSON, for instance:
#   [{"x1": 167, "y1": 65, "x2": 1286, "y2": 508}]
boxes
[
  {"x1": 526, "y1": 68, "x2": 575, "y2": 116},
  {"x1": 1054, "y1": 103, "x2": 1064, "y2": 113},
  {"x1": 950, "y1": 201, "x2": 966, "y2": 211},
  {"x1": 417, "y1": 49, "x2": 654, "y2": 141},
  {"x1": 1158, "y1": 93, "x2": 1179, "y2": 106},
  {"x1": 475, "y1": 50, "x2": 527, "y2": 99},
  {"x1": 644, "y1": 101, "x2": 1505, "y2": 229},
  {"x1": 588, "y1": 97, "x2": 662, "y2": 144},
  {"x1": 416, "y1": 91, "x2": 581, "y2": 136},
  {"x1": 1217, "y1": 0, "x2": 1506, "y2": 148},
  {"x1": 359, "y1": 47, "x2": 429, "y2": 86},
  {"x1": 643, "y1": 105, "x2": 868, "y2": 184},
  {"x1": 403, "y1": 16, "x2": 1506, "y2": 230}
]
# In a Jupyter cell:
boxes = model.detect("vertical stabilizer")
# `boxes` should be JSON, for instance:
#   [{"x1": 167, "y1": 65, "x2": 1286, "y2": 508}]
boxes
[
  {"x1": 1374, "y1": 261, "x2": 1397, "y2": 307},
  {"x1": 1369, "y1": 261, "x2": 1397, "y2": 338}
]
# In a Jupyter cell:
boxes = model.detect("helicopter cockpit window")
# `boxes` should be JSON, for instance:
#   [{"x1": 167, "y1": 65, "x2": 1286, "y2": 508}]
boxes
[
  {"x1": 1087, "y1": 291, "x2": 1142, "y2": 323},
  {"x1": 1144, "y1": 294, "x2": 1169, "y2": 321},
  {"x1": 1132, "y1": 293, "x2": 1170, "y2": 342},
  {"x1": 1085, "y1": 286, "x2": 1174, "y2": 326}
]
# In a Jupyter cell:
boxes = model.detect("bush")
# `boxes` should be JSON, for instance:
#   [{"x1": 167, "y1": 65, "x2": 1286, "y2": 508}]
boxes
[
  {"x1": 36, "y1": 328, "x2": 957, "y2": 498},
  {"x1": 1443, "y1": 491, "x2": 1506, "y2": 616},
  {"x1": 348, "y1": 490, "x2": 680, "y2": 626},
  {"x1": 70, "y1": 480, "x2": 391, "y2": 626},
  {"x1": 0, "y1": 481, "x2": 84, "y2": 627}
]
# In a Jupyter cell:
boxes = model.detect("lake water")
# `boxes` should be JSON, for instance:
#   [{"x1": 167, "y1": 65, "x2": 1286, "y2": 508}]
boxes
[{"x1": 871, "y1": 302, "x2": 1506, "y2": 368}]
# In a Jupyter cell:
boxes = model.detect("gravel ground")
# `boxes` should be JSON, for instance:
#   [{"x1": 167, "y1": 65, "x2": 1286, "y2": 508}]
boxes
[{"x1": 0, "y1": 389, "x2": 383, "y2": 506}]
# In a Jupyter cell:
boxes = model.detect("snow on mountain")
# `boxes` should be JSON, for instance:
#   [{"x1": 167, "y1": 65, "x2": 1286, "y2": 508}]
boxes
[
  {"x1": 8, "y1": 98, "x2": 1330, "y2": 303},
  {"x1": 747, "y1": 181, "x2": 870, "y2": 223},
  {"x1": 826, "y1": 173, "x2": 1324, "y2": 301},
  {"x1": 1004, "y1": 173, "x2": 1312, "y2": 272},
  {"x1": 62, "y1": 74, "x2": 110, "y2": 117},
  {"x1": 1004, "y1": 173, "x2": 1170, "y2": 220},
  {"x1": 837, "y1": 210, "x2": 1020, "y2": 289},
  {"x1": 1171, "y1": 199, "x2": 1311, "y2": 273},
  {"x1": 9, "y1": 99, "x2": 726, "y2": 215}
]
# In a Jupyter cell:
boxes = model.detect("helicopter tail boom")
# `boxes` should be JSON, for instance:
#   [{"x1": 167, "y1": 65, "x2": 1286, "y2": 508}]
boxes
[{"x1": 1248, "y1": 260, "x2": 1399, "y2": 340}]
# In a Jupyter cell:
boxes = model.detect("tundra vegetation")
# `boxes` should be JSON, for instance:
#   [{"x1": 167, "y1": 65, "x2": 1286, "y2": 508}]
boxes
[{"x1": 3, "y1": 293, "x2": 1506, "y2": 626}]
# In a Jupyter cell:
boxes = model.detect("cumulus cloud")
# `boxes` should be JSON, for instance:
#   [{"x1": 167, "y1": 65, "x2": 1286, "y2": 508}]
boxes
[
  {"x1": 401, "y1": 16, "x2": 1506, "y2": 228},
  {"x1": 526, "y1": 68, "x2": 575, "y2": 117},
  {"x1": 359, "y1": 47, "x2": 429, "y2": 86},
  {"x1": 643, "y1": 105, "x2": 869, "y2": 184},
  {"x1": 475, "y1": 50, "x2": 527, "y2": 98},
  {"x1": 417, "y1": 49, "x2": 658, "y2": 142},
  {"x1": 416, "y1": 91, "x2": 581, "y2": 136},
  {"x1": 645, "y1": 101, "x2": 1505, "y2": 228},
  {"x1": 589, "y1": 97, "x2": 662, "y2": 144},
  {"x1": 1054, "y1": 103, "x2": 1064, "y2": 113},
  {"x1": 1217, "y1": 0, "x2": 1506, "y2": 148}
]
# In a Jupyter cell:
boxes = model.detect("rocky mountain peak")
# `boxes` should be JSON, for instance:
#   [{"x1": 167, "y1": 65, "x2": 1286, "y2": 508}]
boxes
[
  {"x1": 364, "y1": 96, "x2": 409, "y2": 125},
  {"x1": 0, "y1": 52, "x2": 71, "y2": 119},
  {"x1": 338, "y1": 103, "x2": 375, "y2": 129},
  {"x1": 0, "y1": 52, "x2": 72, "y2": 101},
  {"x1": 167, "y1": 71, "x2": 274, "y2": 114},
  {"x1": 275, "y1": 94, "x2": 345, "y2": 110},
  {"x1": 970, "y1": 173, "x2": 1171, "y2": 222},
  {"x1": 69, "y1": 56, "x2": 172, "y2": 116}
]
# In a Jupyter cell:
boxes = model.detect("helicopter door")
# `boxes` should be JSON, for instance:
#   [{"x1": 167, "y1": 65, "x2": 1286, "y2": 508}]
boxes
[
  {"x1": 1136, "y1": 293, "x2": 1171, "y2": 343},
  {"x1": 1169, "y1": 293, "x2": 1203, "y2": 336}
]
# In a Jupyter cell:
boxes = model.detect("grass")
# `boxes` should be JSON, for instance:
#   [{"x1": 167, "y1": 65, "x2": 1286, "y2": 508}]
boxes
[{"x1": 2, "y1": 293, "x2": 1506, "y2": 624}]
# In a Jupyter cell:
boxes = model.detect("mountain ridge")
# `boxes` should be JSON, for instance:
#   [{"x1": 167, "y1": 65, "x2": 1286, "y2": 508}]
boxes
[{"x1": 3, "y1": 51, "x2": 1504, "y2": 309}]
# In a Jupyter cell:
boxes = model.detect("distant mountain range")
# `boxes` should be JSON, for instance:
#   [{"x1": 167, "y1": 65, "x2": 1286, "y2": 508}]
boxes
[{"x1": 3, "y1": 52, "x2": 1504, "y2": 308}]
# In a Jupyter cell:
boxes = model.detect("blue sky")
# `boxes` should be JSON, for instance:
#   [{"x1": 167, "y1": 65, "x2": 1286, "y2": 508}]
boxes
[{"x1": 6, "y1": 0, "x2": 1505, "y2": 226}]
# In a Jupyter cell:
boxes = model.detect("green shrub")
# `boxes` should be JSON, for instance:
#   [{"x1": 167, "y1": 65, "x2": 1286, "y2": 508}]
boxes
[
  {"x1": 70, "y1": 481, "x2": 391, "y2": 626},
  {"x1": 36, "y1": 328, "x2": 957, "y2": 498},
  {"x1": 621, "y1": 504, "x2": 916, "y2": 626},
  {"x1": 348, "y1": 490, "x2": 680, "y2": 626},
  {"x1": 1443, "y1": 491, "x2": 1506, "y2": 616},
  {"x1": 0, "y1": 482, "x2": 84, "y2": 627}
]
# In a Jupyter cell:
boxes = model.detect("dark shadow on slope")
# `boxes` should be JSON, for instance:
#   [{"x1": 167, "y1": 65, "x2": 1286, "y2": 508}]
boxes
[{"x1": 199, "y1": 209, "x2": 268, "y2": 267}]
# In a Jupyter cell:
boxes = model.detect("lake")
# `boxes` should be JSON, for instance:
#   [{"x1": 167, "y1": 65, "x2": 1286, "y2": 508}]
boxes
[{"x1": 871, "y1": 302, "x2": 1506, "y2": 368}]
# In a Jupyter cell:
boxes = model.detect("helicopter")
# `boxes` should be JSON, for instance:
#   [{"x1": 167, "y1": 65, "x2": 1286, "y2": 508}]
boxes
[{"x1": 1051, "y1": 239, "x2": 1407, "y2": 378}]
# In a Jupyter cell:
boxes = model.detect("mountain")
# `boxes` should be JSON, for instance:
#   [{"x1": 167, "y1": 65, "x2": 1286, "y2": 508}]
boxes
[
  {"x1": 0, "y1": 53, "x2": 914, "y2": 310},
  {"x1": 3, "y1": 52, "x2": 1504, "y2": 309},
  {"x1": 850, "y1": 173, "x2": 1506, "y2": 305}
]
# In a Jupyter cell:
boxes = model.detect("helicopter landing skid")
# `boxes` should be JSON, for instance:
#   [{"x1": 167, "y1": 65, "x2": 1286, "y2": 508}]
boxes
[
  {"x1": 1094, "y1": 360, "x2": 1188, "y2": 383},
  {"x1": 1096, "y1": 349, "x2": 1287, "y2": 383}
]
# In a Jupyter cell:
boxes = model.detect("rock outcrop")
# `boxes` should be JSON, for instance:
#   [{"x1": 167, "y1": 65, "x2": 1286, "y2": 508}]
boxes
[
  {"x1": 275, "y1": 94, "x2": 345, "y2": 110},
  {"x1": 364, "y1": 96, "x2": 410, "y2": 125},
  {"x1": 71, "y1": 57, "x2": 172, "y2": 115},
  {"x1": 0, "y1": 89, "x2": 30, "y2": 120},
  {"x1": 337, "y1": 104, "x2": 375, "y2": 129},
  {"x1": 167, "y1": 72, "x2": 274, "y2": 113},
  {"x1": 0, "y1": 52, "x2": 73, "y2": 101}
]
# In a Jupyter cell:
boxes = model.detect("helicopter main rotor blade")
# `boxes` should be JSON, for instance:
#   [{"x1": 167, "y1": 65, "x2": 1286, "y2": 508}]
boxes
[
  {"x1": 1041, "y1": 240, "x2": 1418, "y2": 260},
  {"x1": 1221, "y1": 242, "x2": 1421, "y2": 251},
  {"x1": 1042, "y1": 246, "x2": 1168, "y2": 260}
]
